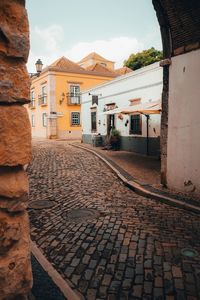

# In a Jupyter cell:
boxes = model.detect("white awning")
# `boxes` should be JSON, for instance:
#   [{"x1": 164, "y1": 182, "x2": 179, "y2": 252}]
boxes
[
  {"x1": 100, "y1": 100, "x2": 161, "y2": 115},
  {"x1": 121, "y1": 100, "x2": 161, "y2": 115}
]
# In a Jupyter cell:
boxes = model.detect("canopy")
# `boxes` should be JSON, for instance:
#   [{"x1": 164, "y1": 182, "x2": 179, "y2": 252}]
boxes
[
  {"x1": 101, "y1": 100, "x2": 161, "y2": 116},
  {"x1": 121, "y1": 100, "x2": 161, "y2": 115}
]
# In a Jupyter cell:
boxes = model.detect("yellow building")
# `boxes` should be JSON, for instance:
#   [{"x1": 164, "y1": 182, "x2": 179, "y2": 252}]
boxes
[
  {"x1": 77, "y1": 52, "x2": 115, "y2": 70},
  {"x1": 27, "y1": 55, "x2": 117, "y2": 139}
]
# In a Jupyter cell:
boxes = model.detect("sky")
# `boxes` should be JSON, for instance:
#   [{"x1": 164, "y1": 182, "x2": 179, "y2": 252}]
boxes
[{"x1": 26, "y1": 0, "x2": 162, "y2": 72}]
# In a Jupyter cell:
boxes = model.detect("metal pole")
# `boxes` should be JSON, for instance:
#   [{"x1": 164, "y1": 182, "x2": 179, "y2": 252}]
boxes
[{"x1": 146, "y1": 115, "x2": 150, "y2": 155}]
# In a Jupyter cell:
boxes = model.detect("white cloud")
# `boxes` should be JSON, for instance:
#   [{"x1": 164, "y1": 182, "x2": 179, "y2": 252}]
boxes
[
  {"x1": 27, "y1": 25, "x2": 144, "y2": 72},
  {"x1": 66, "y1": 37, "x2": 144, "y2": 68},
  {"x1": 27, "y1": 24, "x2": 64, "y2": 72}
]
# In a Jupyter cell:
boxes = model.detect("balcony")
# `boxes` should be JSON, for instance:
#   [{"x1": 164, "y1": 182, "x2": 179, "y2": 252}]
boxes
[
  {"x1": 38, "y1": 94, "x2": 47, "y2": 106},
  {"x1": 28, "y1": 100, "x2": 35, "y2": 109},
  {"x1": 67, "y1": 92, "x2": 81, "y2": 105}
]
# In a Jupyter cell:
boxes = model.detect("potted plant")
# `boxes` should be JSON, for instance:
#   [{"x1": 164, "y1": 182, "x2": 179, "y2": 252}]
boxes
[{"x1": 110, "y1": 129, "x2": 121, "y2": 150}]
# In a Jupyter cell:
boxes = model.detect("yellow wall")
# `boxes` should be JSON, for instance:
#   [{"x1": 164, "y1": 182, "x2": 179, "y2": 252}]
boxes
[
  {"x1": 26, "y1": 72, "x2": 49, "y2": 138},
  {"x1": 27, "y1": 70, "x2": 114, "y2": 139},
  {"x1": 55, "y1": 72, "x2": 114, "y2": 138}
]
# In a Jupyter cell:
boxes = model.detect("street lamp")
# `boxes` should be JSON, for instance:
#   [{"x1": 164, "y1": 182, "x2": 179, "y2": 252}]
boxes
[
  {"x1": 35, "y1": 59, "x2": 43, "y2": 73},
  {"x1": 30, "y1": 59, "x2": 43, "y2": 77}
]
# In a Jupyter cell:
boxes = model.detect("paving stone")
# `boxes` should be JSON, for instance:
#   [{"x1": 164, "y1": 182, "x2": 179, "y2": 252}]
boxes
[
  {"x1": 84, "y1": 269, "x2": 94, "y2": 281},
  {"x1": 125, "y1": 267, "x2": 135, "y2": 278},
  {"x1": 28, "y1": 140, "x2": 200, "y2": 299},
  {"x1": 144, "y1": 281, "x2": 152, "y2": 294},
  {"x1": 153, "y1": 287, "x2": 164, "y2": 299},
  {"x1": 102, "y1": 274, "x2": 112, "y2": 286},
  {"x1": 109, "y1": 280, "x2": 121, "y2": 293},
  {"x1": 122, "y1": 278, "x2": 132, "y2": 290},
  {"x1": 71, "y1": 258, "x2": 80, "y2": 267},
  {"x1": 132, "y1": 285, "x2": 142, "y2": 298}
]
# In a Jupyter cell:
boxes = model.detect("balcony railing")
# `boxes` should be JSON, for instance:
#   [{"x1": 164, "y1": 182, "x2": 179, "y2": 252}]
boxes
[
  {"x1": 67, "y1": 92, "x2": 81, "y2": 105},
  {"x1": 38, "y1": 94, "x2": 47, "y2": 106},
  {"x1": 28, "y1": 100, "x2": 35, "y2": 109}
]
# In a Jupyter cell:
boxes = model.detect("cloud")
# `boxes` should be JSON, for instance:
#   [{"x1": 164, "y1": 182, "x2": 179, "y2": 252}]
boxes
[
  {"x1": 27, "y1": 25, "x2": 144, "y2": 72},
  {"x1": 66, "y1": 37, "x2": 144, "y2": 68},
  {"x1": 27, "y1": 24, "x2": 64, "y2": 71}
]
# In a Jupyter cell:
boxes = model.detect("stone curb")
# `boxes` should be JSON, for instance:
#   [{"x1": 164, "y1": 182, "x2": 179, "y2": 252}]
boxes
[
  {"x1": 31, "y1": 241, "x2": 84, "y2": 300},
  {"x1": 71, "y1": 143, "x2": 200, "y2": 215}
]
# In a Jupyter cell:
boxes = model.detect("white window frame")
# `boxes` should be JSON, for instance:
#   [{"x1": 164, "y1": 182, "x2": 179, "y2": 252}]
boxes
[
  {"x1": 40, "y1": 85, "x2": 47, "y2": 105},
  {"x1": 71, "y1": 112, "x2": 80, "y2": 126},
  {"x1": 31, "y1": 115, "x2": 35, "y2": 127},
  {"x1": 30, "y1": 90, "x2": 35, "y2": 107},
  {"x1": 42, "y1": 113, "x2": 47, "y2": 127},
  {"x1": 69, "y1": 85, "x2": 80, "y2": 104}
]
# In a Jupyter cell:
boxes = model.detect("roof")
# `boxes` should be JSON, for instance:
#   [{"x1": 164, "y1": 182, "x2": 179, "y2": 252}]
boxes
[
  {"x1": 46, "y1": 56, "x2": 85, "y2": 73},
  {"x1": 85, "y1": 63, "x2": 117, "y2": 76},
  {"x1": 78, "y1": 52, "x2": 114, "y2": 64},
  {"x1": 37, "y1": 56, "x2": 117, "y2": 78},
  {"x1": 114, "y1": 67, "x2": 133, "y2": 76}
]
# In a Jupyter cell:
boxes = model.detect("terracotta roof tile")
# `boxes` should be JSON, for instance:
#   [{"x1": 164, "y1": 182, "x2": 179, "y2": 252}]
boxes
[
  {"x1": 39, "y1": 56, "x2": 117, "y2": 78},
  {"x1": 78, "y1": 52, "x2": 114, "y2": 64},
  {"x1": 49, "y1": 56, "x2": 85, "y2": 72}
]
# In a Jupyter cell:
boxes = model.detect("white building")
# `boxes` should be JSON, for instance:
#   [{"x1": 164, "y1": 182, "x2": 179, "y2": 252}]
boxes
[{"x1": 81, "y1": 62, "x2": 163, "y2": 156}]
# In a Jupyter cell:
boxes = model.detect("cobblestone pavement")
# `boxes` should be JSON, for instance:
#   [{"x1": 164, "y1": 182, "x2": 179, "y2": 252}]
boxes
[{"x1": 28, "y1": 140, "x2": 200, "y2": 300}]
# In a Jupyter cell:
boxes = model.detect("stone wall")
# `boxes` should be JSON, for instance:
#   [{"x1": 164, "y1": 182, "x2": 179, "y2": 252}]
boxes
[{"x1": 0, "y1": 0, "x2": 32, "y2": 299}]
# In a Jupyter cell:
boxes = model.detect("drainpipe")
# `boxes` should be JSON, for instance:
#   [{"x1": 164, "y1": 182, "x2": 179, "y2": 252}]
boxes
[{"x1": 145, "y1": 114, "x2": 150, "y2": 156}]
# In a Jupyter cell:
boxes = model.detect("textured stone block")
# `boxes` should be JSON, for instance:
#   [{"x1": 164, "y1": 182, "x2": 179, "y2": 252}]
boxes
[
  {"x1": 0, "y1": 166, "x2": 29, "y2": 212},
  {"x1": 0, "y1": 57, "x2": 30, "y2": 103},
  {"x1": 0, "y1": 211, "x2": 32, "y2": 299},
  {"x1": 0, "y1": 1, "x2": 29, "y2": 61},
  {"x1": 0, "y1": 105, "x2": 32, "y2": 166}
]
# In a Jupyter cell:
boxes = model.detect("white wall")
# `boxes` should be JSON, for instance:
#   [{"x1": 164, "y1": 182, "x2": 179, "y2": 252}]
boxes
[
  {"x1": 82, "y1": 62, "x2": 163, "y2": 139},
  {"x1": 167, "y1": 49, "x2": 200, "y2": 196}
]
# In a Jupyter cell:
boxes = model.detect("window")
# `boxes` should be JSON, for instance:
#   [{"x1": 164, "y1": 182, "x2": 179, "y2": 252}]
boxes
[
  {"x1": 29, "y1": 90, "x2": 35, "y2": 108},
  {"x1": 39, "y1": 85, "x2": 47, "y2": 105},
  {"x1": 92, "y1": 95, "x2": 98, "y2": 106},
  {"x1": 31, "y1": 115, "x2": 35, "y2": 127},
  {"x1": 91, "y1": 111, "x2": 97, "y2": 132},
  {"x1": 71, "y1": 112, "x2": 80, "y2": 125},
  {"x1": 69, "y1": 85, "x2": 80, "y2": 104},
  {"x1": 100, "y1": 63, "x2": 107, "y2": 67},
  {"x1": 42, "y1": 113, "x2": 47, "y2": 127},
  {"x1": 130, "y1": 114, "x2": 142, "y2": 135}
]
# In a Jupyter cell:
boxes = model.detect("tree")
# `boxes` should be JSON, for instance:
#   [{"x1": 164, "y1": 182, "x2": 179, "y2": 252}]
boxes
[{"x1": 124, "y1": 47, "x2": 163, "y2": 71}]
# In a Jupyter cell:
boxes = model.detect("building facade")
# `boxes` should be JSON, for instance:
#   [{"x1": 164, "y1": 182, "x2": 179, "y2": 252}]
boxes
[
  {"x1": 82, "y1": 62, "x2": 163, "y2": 156},
  {"x1": 27, "y1": 56, "x2": 117, "y2": 139}
]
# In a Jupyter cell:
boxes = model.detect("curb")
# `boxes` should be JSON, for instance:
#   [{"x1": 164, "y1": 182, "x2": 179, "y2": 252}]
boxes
[
  {"x1": 71, "y1": 143, "x2": 200, "y2": 215},
  {"x1": 31, "y1": 241, "x2": 84, "y2": 300}
]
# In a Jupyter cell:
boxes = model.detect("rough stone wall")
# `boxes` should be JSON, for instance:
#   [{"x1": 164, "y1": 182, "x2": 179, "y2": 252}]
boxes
[{"x1": 0, "y1": 0, "x2": 32, "y2": 299}]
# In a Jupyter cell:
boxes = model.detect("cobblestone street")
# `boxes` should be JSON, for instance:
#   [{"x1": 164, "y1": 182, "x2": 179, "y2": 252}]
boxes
[{"x1": 28, "y1": 140, "x2": 200, "y2": 300}]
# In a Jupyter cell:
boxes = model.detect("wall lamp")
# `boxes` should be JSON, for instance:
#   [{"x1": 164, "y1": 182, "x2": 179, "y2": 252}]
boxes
[{"x1": 59, "y1": 92, "x2": 65, "y2": 104}]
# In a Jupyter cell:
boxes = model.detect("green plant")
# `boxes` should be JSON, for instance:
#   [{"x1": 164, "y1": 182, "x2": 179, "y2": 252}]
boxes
[
  {"x1": 110, "y1": 129, "x2": 121, "y2": 137},
  {"x1": 110, "y1": 129, "x2": 121, "y2": 150},
  {"x1": 124, "y1": 47, "x2": 163, "y2": 71}
]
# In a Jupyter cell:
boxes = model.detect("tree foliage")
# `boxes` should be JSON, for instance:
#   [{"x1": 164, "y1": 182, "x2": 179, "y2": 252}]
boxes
[{"x1": 124, "y1": 47, "x2": 163, "y2": 71}]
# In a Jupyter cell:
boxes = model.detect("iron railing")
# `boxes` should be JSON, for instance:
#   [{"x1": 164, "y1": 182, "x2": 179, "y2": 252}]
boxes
[{"x1": 66, "y1": 92, "x2": 81, "y2": 105}]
